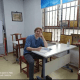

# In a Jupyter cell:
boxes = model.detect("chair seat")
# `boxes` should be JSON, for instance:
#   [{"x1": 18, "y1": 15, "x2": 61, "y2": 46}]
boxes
[{"x1": 20, "y1": 56, "x2": 39, "y2": 64}]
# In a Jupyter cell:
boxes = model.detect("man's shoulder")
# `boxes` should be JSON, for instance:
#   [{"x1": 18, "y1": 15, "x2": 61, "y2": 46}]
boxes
[
  {"x1": 28, "y1": 35, "x2": 34, "y2": 37},
  {"x1": 27, "y1": 35, "x2": 34, "y2": 39}
]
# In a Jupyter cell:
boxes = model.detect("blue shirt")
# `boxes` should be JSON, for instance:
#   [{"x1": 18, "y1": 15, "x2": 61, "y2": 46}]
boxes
[{"x1": 24, "y1": 35, "x2": 44, "y2": 55}]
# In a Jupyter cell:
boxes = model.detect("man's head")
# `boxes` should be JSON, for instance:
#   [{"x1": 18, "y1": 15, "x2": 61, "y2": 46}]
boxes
[{"x1": 34, "y1": 27, "x2": 42, "y2": 37}]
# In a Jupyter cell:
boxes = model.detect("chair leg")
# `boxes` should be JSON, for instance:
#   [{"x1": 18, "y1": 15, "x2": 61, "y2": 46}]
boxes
[
  {"x1": 50, "y1": 57, "x2": 52, "y2": 61},
  {"x1": 16, "y1": 48, "x2": 18, "y2": 58},
  {"x1": 27, "y1": 64, "x2": 29, "y2": 78},
  {"x1": 20, "y1": 58, "x2": 22, "y2": 72},
  {"x1": 37, "y1": 59, "x2": 39, "y2": 72},
  {"x1": 13, "y1": 48, "x2": 14, "y2": 55},
  {"x1": 42, "y1": 59, "x2": 43, "y2": 66}
]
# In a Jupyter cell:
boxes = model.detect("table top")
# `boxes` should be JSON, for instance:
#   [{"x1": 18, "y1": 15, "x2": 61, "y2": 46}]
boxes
[
  {"x1": 12, "y1": 40, "x2": 23, "y2": 44},
  {"x1": 32, "y1": 43, "x2": 76, "y2": 58}
]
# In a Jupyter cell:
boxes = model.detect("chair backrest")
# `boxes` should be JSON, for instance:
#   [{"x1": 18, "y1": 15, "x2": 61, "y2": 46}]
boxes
[
  {"x1": 11, "y1": 33, "x2": 22, "y2": 41},
  {"x1": 20, "y1": 48, "x2": 24, "y2": 56},
  {"x1": 43, "y1": 32, "x2": 52, "y2": 41},
  {"x1": 60, "y1": 34, "x2": 72, "y2": 44},
  {"x1": 71, "y1": 34, "x2": 80, "y2": 44},
  {"x1": 70, "y1": 21, "x2": 77, "y2": 27},
  {"x1": 17, "y1": 38, "x2": 26, "y2": 57}
]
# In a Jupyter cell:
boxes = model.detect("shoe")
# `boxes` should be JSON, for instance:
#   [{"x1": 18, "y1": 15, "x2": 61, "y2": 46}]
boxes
[
  {"x1": 46, "y1": 75, "x2": 52, "y2": 80},
  {"x1": 34, "y1": 78, "x2": 37, "y2": 80},
  {"x1": 36, "y1": 76, "x2": 42, "y2": 80}
]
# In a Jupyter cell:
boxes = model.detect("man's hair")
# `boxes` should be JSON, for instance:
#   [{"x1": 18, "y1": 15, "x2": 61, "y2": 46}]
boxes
[{"x1": 34, "y1": 27, "x2": 42, "y2": 32}]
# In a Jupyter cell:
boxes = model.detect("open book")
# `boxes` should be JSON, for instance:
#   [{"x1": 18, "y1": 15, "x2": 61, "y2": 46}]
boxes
[{"x1": 39, "y1": 47, "x2": 52, "y2": 54}]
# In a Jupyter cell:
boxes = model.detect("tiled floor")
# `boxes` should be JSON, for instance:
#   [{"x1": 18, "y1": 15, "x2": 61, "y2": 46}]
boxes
[{"x1": 0, "y1": 54, "x2": 78, "y2": 79}]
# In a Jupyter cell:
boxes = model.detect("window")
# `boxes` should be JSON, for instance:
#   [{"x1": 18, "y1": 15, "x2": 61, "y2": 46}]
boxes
[{"x1": 42, "y1": 0, "x2": 78, "y2": 42}]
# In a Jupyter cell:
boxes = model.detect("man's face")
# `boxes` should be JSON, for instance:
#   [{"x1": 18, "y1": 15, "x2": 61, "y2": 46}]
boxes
[{"x1": 35, "y1": 29, "x2": 42, "y2": 37}]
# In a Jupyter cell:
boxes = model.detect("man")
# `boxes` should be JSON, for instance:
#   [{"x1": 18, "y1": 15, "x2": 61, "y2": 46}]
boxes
[{"x1": 24, "y1": 27, "x2": 48, "y2": 80}]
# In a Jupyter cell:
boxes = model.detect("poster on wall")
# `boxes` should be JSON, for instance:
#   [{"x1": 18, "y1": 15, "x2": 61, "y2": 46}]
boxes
[
  {"x1": 41, "y1": 0, "x2": 60, "y2": 9},
  {"x1": 11, "y1": 11, "x2": 23, "y2": 22},
  {"x1": 0, "y1": 21, "x2": 3, "y2": 44}
]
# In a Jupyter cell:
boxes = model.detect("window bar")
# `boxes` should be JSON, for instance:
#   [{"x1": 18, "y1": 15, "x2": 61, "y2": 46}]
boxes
[
  {"x1": 55, "y1": 6, "x2": 57, "y2": 41},
  {"x1": 54, "y1": 6, "x2": 56, "y2": 41},
  {"x1": 42, "y1": 11, "x2": 44, "y2": 32},
  {"x1": 77, "y1": 0, "x2": 79, "y2": 34},
  {"x1": 49, "y1": 7, "x2": 50, "y2": 32},
  {"x1": 78, "y1": 0, "x2": 80, "y2": 34},
  {"x1": 64, "y1": 3, "x2": 67, "y2": 35},
  {"x1": 44, "y1": 5, "x2": 78, "y2": 13},
  {"x1": 42, "y1": 12, "x2": 43, "y2": 31},
  {"x1": 44, "y1": 9, "x2": 45, "y2": 32},
  {"x1": 52, "y1": 6, "x2": 53, "y2": 41},
  {"x1": 60, "y1": 0, "x2": 63, "y2": 35},
  {"x1": 57, "y1": 5, "x2": 59, "y2": 41},
  {"x1": 68, "y1": 2, "x2": 71, "y2": 35},
  {"x1": 61, "y1": 4, "x2": 63, "y2": 35},
  {"x1": 73, "y1": 1, "x2": 76, "y2": 34}
]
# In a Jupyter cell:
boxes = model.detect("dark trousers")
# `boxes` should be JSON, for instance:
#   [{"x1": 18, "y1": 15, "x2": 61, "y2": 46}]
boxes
[{"x1": 24, "y1": 53, "x2": 44, "y2": 80}]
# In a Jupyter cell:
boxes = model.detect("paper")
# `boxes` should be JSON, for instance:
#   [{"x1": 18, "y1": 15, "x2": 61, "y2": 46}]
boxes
[{"x1": 39, "y1": 47, "x2": 52, "y2": 54}]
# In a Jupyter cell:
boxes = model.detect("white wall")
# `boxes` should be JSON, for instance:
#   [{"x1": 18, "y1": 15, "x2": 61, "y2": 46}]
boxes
[
  {"x1": 23, "y1": 0, "x2": 42, "y2": 37},
  {"x1": 3, "y1": 0, "x2": 25, "y2": 52},
  {"x1": 0, "y1": 0, "x2": 3, "y2": 22},
  {"x1": 0, "y1": 21, "x2": 3, "y2": 44}
]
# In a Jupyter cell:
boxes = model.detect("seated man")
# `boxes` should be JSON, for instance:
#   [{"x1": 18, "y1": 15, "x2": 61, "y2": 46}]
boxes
[{"x1": 24, "y1": 27, "x2": 48, "y2": 80}]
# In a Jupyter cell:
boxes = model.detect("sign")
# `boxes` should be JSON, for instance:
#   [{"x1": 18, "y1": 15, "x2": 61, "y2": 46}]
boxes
[
  {"x1": 63, "y1": 0, "x2": 75, "y2": 4},
  {"x1": 41, "y1": 0, "x2": 60, "y2": 9}
]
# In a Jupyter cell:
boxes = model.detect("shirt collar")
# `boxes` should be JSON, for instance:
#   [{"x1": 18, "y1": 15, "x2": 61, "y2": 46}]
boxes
[{"x1": 34, "y1": 34, "x2": 39, "y2": 40}]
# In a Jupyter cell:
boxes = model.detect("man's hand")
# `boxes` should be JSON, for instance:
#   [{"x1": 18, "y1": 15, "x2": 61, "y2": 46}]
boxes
[
  {"x1": 39, "y1": 33, "x2": 43, "y2": 38},
  {"x1": 36, "y1": 47, "x2": 42, "y2": 51}
]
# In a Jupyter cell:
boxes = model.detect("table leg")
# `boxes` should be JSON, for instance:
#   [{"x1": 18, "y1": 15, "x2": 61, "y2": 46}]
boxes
[
  {"x1": 42, "y1": 58, "x2": 46, "y2": 79},
  {"x1": 67, "y1": 50, "x2": 70, "y2": 54},
  {"x1": 36, "y1": 58, "x2": 46, "y2": 80},
  {"x1": 78, "y1": 46, "x2": 80, "y2": 79}
]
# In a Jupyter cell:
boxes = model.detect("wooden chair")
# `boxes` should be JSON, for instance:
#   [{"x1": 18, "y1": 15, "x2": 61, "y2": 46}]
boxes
[
  {"x1": 60, "y1": 34, "x2": 72, "y2": 45},
  {"x1": 42, "y1": 32, "x2": 52, "y2": 42},
  {"x1": 17, "y1": 38, "x2": 39, "y2": 78},
  {"x1": 11, "y1": 33, "x2": 22, "y2": 56}
]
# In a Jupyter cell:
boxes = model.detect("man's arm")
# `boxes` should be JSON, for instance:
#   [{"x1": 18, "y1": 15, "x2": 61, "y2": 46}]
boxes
[
  {"x1": 27, "y1": 47, "x2": 42, "y2": 51},
  {"x1": 41, "y1": 35, "x2": 48, "y2": 48}
]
